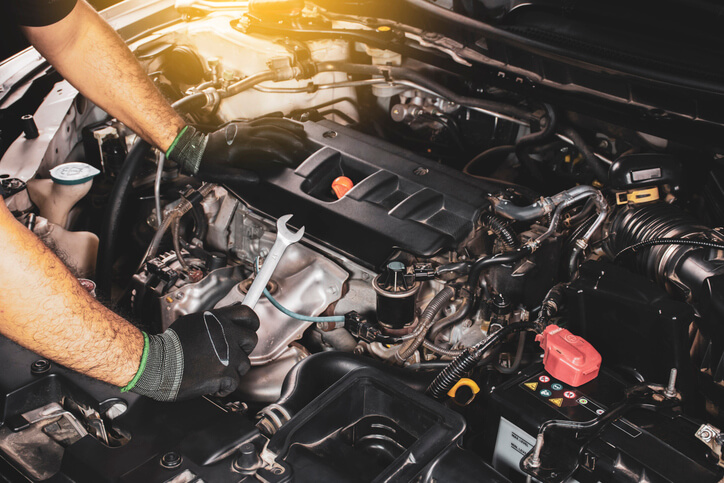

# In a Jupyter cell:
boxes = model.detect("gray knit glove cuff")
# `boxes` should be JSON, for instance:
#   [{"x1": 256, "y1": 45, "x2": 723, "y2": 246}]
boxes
[
  {"x1": 166, "y1": 126, "x2": 208, "y2": 175},
  {"x1": 128, "y1": 330, "x2": 184, "y2": 402}
]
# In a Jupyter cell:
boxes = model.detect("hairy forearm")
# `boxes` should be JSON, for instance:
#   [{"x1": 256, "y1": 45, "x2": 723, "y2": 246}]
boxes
[
  {"x1": 0, "y1": 204, "x2": 143, "y2": 387},
  {"x1": 22, "y1": 0, "x2": 185, "y2": 152}
]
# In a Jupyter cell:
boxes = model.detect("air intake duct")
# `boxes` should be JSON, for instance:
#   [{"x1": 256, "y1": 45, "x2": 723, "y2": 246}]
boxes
[{"x1": 609, "y1": 203, "x2": 724, "y2": 303}]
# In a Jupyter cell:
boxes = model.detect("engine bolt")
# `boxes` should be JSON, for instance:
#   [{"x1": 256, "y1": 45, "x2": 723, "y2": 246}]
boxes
[
  {"x1": 233, "y1": 443, "x2": 261, "y2": 474},
  {"x1": 664, "y1": 368, "x2": 678, "y2": 398},
  {"x1": 31, "y1": 359, "x2": 51, "y2": 375},
  {"x1": 160, "y1": 451, "x2": 182, "y2": 469},
  {"x1": 527, "y1": 434, "x2": 544, "y2": 468}
]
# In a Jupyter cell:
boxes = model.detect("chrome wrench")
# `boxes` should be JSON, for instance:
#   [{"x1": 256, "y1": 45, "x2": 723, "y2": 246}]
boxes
[{"x1": 242, "y1": 214, "x2": 304, "y2": 309}]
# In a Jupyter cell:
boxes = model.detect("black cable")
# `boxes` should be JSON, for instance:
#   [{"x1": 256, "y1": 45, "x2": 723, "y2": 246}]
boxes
[
  {"x1": 463, "y1": 145, "x2": 515, "y2": 176},
  {"x1": 467, "y1": 247, "x2": 531, "y2": 288},
  {"x1": 96, "y1": 140, "x2": 152, "y2": 298},
  {"x1": 480, "y1": 212, "x2": 520, "y2": 248},
  {"x1": 614, "y1": 238, "x2": 724, "y2": 260},
  {"x1": 427, "y1": 322, "x2": 536, "y2": 399},
  {"x1": 190, "y1": 202, "x2": 208, "y2": 241},
  {"x1": 428, "y1": 297, "x2": 472, "y2": 341},
  {"x1": 515, "y1": 104, "x2": 557, "y2": 179},
  {"x1": 561, "y1": 127, "x2": 609, "y2": 182}
]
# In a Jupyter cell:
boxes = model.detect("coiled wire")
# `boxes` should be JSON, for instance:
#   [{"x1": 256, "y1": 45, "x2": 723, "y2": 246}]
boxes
[
  {"x1": 480, "y1": 212, "x2": 520, "y2": 248},
  {"x1": 427, "y1": 322, "x2": 536, "y2": 399}
]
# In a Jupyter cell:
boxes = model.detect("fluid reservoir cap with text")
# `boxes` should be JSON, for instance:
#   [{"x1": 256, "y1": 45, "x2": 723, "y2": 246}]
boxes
[
  {"x1": 332, "y1": 176, "x2": 354, "y2": 199},
  {"x1": 49, "y1": 162, "x2": 100, "y2": 185}
]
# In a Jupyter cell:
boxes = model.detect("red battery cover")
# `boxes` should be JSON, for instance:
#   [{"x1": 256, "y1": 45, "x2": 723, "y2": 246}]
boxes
[{"x1": 535, "y1": 325, "x2": 602, "y2": 387}]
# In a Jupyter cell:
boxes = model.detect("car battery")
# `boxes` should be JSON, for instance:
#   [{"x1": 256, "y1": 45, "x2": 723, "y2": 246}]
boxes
[{"x1": 482, "y1": 363, "x2": 723, "y2": 482}]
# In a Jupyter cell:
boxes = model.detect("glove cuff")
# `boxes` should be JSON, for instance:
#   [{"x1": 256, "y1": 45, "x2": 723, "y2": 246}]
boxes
[
  {"x1": 127, "y1": 330, "x2": 185, "y2": 402},
  {"x1": 166, "y1": 125, "x2": 208, "y2": 175},
  {"x1": 120, "y1": 331, "x2": 149, "y2": 392}
]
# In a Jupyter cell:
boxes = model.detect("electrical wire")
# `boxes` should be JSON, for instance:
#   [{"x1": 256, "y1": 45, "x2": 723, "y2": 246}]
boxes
[
  {"x1": 254, "y1": 257, "x2": 345, "y2": 323},
  {"x1": 614, "y1": 238, "x2": 724, "y2": 260},
  {"x1": 154, "y1": 152, "x2": 165, "y2": 228},
  {"x1": 262, "y1": 287, "x2": 346, "y2": 323}
]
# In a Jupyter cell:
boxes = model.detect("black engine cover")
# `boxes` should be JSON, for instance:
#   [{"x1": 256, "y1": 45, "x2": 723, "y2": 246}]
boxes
[{"x1": 230, "y1": 120, "x2": 504, "y2": 268}]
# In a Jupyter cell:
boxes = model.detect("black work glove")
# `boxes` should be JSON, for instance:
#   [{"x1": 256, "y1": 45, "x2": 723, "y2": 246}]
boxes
[
  {"x1": 121, "y1": 304, "x2": 259, "y2": 402},
  {"x1": 165, "y1": 118, "x2": 308, "y2": 175}
]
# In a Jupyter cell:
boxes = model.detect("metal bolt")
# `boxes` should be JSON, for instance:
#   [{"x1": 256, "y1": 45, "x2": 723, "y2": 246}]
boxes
[
  {"x1": 31, "y1": 359, "x2": 51, "y2": 375},
  {"x1": 528, "y1": 434, "x2": 544, "y2": 468},
  {"x1": 323, "y1": 130, "x2": 338, "y2": 139},
  {"x1": 664, "y1": 368, "x2": 678, "y2": 398},
  {"x1": 233, "y1": 442, "x2": 261, "y2": 474},
  {"x1": 160, "y1": 451, "x2": 182, "y2": 469}
]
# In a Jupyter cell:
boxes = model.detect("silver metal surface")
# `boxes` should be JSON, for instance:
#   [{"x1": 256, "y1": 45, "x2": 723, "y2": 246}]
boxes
[
  {"x1": 158, "y1": 265, "x2": 245, "y2": 330},
  {"x1": 664, "y1": 368, "x2": 678, "y2": 398},
  {"x1": 242, "y1": 214, "x2": 304, "y2": 309},
  {"x1": 216, "y1": 241, "x2": 348, "y2": 365},
  {"x1": 235, "y1": 346, "x2": 308, "y2": 402}
]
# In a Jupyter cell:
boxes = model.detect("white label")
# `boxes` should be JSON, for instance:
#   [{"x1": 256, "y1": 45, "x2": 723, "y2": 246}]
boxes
[
  {"x1": 493, "y1": 417, "x2": 537, "y2": 475},
  {"x1": 492, "y1": 417, "x2": 583, "y2": 482}
]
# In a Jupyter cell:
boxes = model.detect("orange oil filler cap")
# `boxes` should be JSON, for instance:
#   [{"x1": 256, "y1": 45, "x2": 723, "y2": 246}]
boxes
[{"x1": 332, "y1": 176, "x2": 354, "y2": 199}]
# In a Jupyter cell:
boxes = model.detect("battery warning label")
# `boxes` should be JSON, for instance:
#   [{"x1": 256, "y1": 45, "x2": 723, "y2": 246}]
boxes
[{"x1": 520, "y1": 372, "x2": 607, "y2": 415}]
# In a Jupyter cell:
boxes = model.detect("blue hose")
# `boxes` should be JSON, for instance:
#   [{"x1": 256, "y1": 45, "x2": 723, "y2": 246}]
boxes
[{"x1": 255, "y1": 258, "x2": 346, "y2": 324}]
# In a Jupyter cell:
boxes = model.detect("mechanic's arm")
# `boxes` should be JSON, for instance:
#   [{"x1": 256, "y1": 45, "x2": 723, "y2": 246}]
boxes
[
  {"x1": 0, "y1": 202, "x2": 143, "y2": 386},
  {"x1": 21, "y1": 0, "x2": 185, "y2": 152},
  {"x1": 0, "y1": 202, "x2": 259, "y2": 400}
]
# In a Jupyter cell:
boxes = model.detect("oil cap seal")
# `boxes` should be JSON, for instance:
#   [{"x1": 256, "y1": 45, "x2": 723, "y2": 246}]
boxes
[{"x1": 49, "y1": 162, "x2": 100, "y2": 185}]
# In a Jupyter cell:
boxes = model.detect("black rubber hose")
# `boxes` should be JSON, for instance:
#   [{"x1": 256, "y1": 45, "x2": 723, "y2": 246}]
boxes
[
  {"x1": 496, "y1": 332, "x2": 526, "y2": 374},
  {"x1": 96, "y1": 140, "x2": 152, "y2": 298},
  {"x1": 274, "y1": 351, "x2": 438, "y2": 418},
  {"x1": 535, "y1": 283, "x2": 567, "y2": 331},
  {"x1": 481, "y1": 212, "x2": 520, "y2": 248},
  {"x1": 463, "y1": 145, "x2": 515, "y2": 176},
  {"x1": 515, "y1": 104, "x2": 556, "y2": 178},
  {"x1": 565, "y1": 198, "x2": 595, "y2": 227},
  {"x1": 467, "y1": 247, "x2": 532, "y2": 288},
  {"x1": 190, "y1": 202, "x2": 208, "y2": 241},
  {"x1": 427, "y1": 322, "x2": 537, "y2": 398},
  {"x1": 561, "y1": 127, "x2": 609, "y2": 182},
  {"x1": 96, "y1": 93, "x2": 210, "y2": 298},
  {"x1": 397, "y1": 286, "x2": 456, "y2": 361},
  {"x1": 429, "y1": 297, "x2": 471, "y2": 340},
  {"x1": 172, "y1": 92, "x2": 207, "y2": 113},
  {"x1": 315, "y1": 62, "x2": 534, "y2": 122},
  {"x1": 435, "y1": 261, "x2": 471, "y2": 278}
]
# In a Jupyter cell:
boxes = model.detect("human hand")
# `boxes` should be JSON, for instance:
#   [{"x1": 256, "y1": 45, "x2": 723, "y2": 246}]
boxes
[
  {"x1": 123, "y1": 304, "x2": 259, "y2": 401},
  {"x1": 166, "y1": 118, "x2": 307, "y2": 175}
]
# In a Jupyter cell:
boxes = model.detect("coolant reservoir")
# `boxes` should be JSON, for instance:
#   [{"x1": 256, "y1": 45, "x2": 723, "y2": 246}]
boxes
[{"x1": 26, "y1": 162, "x2": 99, "y2": 228}]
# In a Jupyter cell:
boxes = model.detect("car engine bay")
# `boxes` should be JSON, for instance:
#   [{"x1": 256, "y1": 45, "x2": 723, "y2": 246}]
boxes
[{"x1": 2, "y1": 0, "x2": 724, "y2": 481}]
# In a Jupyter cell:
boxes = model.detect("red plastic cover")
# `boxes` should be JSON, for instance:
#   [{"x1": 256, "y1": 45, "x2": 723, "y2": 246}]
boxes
[{"x1": 535, "y1": 325, "x2": 602, "y2": 387}]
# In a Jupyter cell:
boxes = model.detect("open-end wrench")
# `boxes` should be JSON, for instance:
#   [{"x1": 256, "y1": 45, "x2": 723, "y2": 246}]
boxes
[{"x1": 242, "y1": 214, "x2": 305, "y2": 309}]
